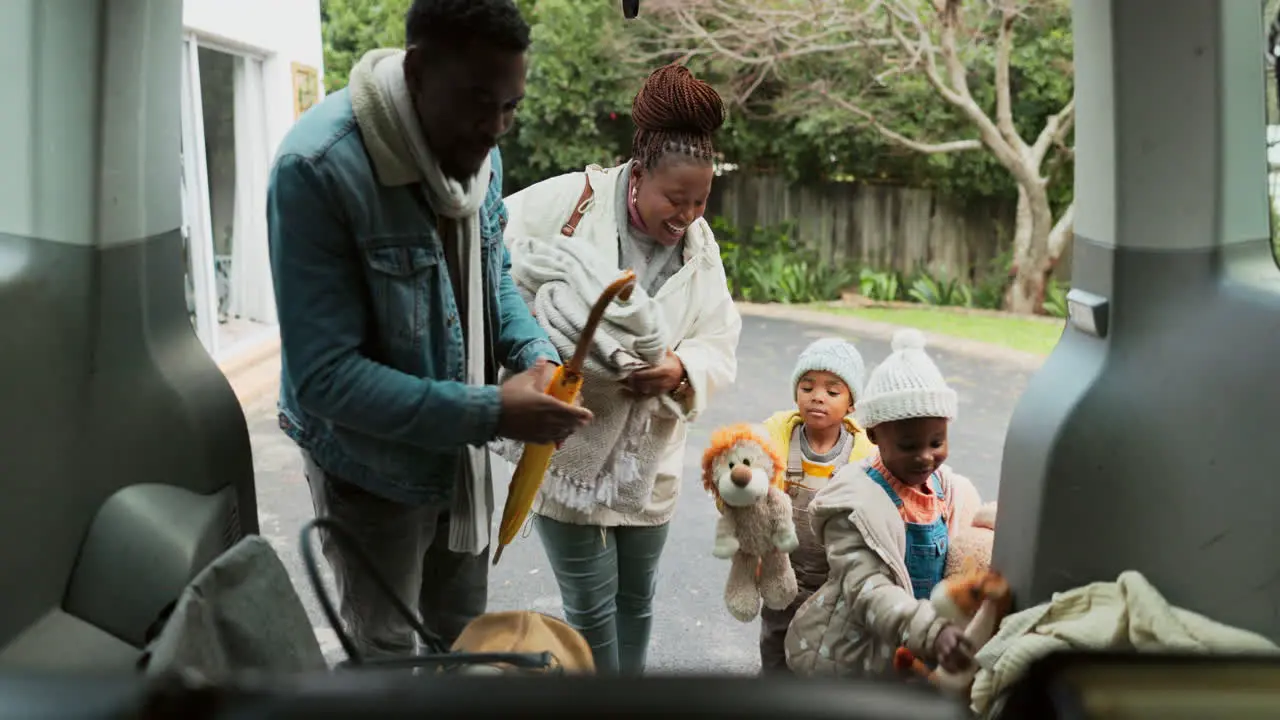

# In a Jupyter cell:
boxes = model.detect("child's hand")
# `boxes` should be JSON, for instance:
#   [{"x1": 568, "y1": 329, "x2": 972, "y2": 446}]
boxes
[{"x1": 934, "y1": 624, "x2": 974, "y2": 673}]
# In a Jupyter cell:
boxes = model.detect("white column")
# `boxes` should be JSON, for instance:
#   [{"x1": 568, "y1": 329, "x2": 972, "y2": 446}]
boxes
[{"x1": 996, "y1": 1, "x2": 1280, "y2": 638}]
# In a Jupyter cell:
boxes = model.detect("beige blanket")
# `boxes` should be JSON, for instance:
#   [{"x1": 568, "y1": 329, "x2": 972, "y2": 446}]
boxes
[
  {"x1": 494, "y1": 233, "x2": 681, "y2": 515},
  {"x1": 972, "y1": 570, "x2": 1278, "y2": 717}
]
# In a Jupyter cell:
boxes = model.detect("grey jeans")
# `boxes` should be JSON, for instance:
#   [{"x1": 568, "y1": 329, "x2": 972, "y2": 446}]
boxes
[
  {"x1": 534, "y1": 515, "x2": 669, "y2": 675},
  {"x1": 302, "y1": 452, "x2": 488, "y2": 659}
]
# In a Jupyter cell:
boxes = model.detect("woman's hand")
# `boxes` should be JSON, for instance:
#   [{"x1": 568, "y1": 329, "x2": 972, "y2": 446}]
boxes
[{"x1": 627, "y1": 350, "x2": 686, "y2": 397}]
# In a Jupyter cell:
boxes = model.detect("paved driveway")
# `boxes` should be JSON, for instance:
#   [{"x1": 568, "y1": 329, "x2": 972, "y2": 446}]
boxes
[{"x1": 250, "y1": 313, "x2": 1033, "y2": 672}]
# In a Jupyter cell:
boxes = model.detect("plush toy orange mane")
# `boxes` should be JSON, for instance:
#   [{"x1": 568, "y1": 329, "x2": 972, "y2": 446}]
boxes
[
  {"x1": 706, "y1": 422, "x2": 783, "y2": 497},
  {"x1": 700, "y1": 423, "x2": 786, "y2": 499}
]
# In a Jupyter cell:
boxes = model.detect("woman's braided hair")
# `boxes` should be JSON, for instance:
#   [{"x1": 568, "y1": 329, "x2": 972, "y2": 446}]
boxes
[{"x1": 631, "y1": 64, "x2": 726, "y2": 170}]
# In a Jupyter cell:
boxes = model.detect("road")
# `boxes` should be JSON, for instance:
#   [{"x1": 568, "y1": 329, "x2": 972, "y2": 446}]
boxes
[{"x1": 249, "y1": 313, "x2": 1032, "y2": 673}]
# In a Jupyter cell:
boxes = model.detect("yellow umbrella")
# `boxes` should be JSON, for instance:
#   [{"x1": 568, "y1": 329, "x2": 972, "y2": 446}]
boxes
[{"x1": 492, "y1": 269, "x2": 639, "y2": 566}]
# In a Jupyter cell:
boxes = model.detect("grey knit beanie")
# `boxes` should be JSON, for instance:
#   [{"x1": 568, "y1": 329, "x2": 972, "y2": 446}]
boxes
[{"x1": 791, "y1": 338, "x2": 867, "y2": 402}]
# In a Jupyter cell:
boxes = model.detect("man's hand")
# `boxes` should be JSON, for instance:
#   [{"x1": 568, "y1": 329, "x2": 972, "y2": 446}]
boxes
[
  {"x1": 530, "y1": 360, "x2": 578, "y2": 449},
  {"x1": 627, "y1": 350, "x2": 685, "y2": 397},
  {"x1": 529, "y1": 358, "x2": 558, "y2": 392},
  {"x1": 933, "y1": 624, "x2": 974, "y2": 674},
  {"x1": 497, "y1": 359, "x2": 592, "y2": 445}
]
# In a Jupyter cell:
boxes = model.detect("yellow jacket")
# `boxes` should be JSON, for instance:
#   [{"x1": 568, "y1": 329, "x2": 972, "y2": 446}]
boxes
[{"x1": 762, "y1": 410, "x2": 876, "y2": 477}]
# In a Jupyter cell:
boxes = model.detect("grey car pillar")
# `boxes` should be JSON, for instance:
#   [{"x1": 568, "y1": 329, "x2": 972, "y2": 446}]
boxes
[
  {"x1": 996, "y1": 0, "x2": 1280, "y2": 639},
  {"x1": 0, "y1": 0, "x2": 257, "y2": 669}
]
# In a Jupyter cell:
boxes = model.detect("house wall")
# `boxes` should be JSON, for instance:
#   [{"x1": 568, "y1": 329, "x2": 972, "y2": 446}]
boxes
[{"x1": 183, "y1": 0, "x2": 325, "y2": 160}]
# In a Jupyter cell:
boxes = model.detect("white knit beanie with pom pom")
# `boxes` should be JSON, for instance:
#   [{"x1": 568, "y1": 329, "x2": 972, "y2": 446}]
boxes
[{"x1": 854, "y1": 328, "x2": 958, "y2": 429}]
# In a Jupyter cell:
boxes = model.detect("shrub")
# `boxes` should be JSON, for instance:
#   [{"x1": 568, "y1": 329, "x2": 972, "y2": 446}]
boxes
[{"x1": 716, "y1": 218, "x2": 856, "y2": 304}]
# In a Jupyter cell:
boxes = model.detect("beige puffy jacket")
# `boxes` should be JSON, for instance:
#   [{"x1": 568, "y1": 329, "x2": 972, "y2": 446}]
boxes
[{"x1": 784, "y1": 461, "x2": 981, "y2": 677}]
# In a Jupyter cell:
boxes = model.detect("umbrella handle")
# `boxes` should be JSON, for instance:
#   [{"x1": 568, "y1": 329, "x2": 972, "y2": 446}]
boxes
[
  {"x1": 492, "y1": 270, "x2": 637, "y2": 567},
  {"x1": 491, "y1": 365, "x2": 584, "y2": 567},
  {"x1": 564, "y1": 270, "x2": 637, "y2": 374}
]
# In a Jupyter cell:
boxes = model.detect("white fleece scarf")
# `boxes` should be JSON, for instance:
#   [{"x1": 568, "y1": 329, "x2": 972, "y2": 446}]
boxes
[{"x1": 350, "y1": 49, "x2": 491, "y2": 555}]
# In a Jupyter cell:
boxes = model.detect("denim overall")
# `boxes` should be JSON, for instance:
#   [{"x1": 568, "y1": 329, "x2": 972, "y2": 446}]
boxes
[{"x1": 865, "y1": 465, "x2": 948, "y2": 600}]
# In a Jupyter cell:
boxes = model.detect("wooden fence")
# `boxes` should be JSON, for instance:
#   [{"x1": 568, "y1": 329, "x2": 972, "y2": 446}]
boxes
[{"x1": 706, "y1": 173, "x2": 1031, "y2": 283}]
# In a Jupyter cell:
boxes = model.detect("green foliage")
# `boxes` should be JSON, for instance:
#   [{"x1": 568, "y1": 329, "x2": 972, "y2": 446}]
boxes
[
  {"x1": 715, "y1": 219, "x2": 856, "y2": 304},
  {"x1": 498, "y1": 0, "x2": 641, "y2": 191},
  {"x1": 971, "y1": 249, "x2": 1015, "y2": 310},
  {"x1": 859, "y1": 266, "x2": 980, "y2": 309},
  {"x1": 907, "y1": 272, "x2": 973, "y2": 308},
  {"x1": 320, "y1": 0, "x2": 411, "y2": 93},
  {"x1": 320, "y1": 0, "x2": 1074, "y2": 208},
  {"x1": 319, "y1": 0, "x2": 642, "y2": 192},
  {"x1": 717, "y1": 217, "x2": 1026, "y2": 312},
  {"x1": 858, "y1": 268, "x2": 901, "y2": 303},
  {"x1": 1042, "y1": 280, "x2": 1069, "y2": 318},
  {"x1": 858, "y1": 266, "x2": 974, "y2": 308}
]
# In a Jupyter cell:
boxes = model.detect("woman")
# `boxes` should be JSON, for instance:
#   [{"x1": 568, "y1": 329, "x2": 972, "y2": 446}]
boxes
[{"x1": 500, "y1": 64, "x2": 741, "y2": 675}]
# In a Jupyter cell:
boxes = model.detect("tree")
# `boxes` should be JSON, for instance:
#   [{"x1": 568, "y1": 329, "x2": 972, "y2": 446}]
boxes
[
  {"x1": 638, "y1": 0, "x2": 1075, "y2": 314},
  {"x1": 318, "y1": 0, "x2": 640, "y2": 193},
  {"x1": 319, "y1": 0, "x2": 411, "y2": 93},
  {"x1": 499, "y1": 0, "x2": 642, "y2": 191}
]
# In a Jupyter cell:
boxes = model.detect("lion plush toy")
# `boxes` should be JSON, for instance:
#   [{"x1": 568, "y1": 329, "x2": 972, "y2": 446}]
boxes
[
  {"x1": 701, "y1": 424, "x2": 800, "y2": 622},
  {"x1": 893, "y1": 565, "x2": 1013, "y2": 700}
]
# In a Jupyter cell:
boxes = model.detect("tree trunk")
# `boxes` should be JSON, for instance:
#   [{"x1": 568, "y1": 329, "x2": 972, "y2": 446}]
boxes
[{"x1": 1004, "y1": 181, "x2": 1058, "y2": 314}]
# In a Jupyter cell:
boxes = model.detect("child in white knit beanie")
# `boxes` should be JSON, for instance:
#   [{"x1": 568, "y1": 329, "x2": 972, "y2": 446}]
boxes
[
  {"x1": 756, "y1": 338, "x2": 876, "y2": 675},
  {"x1": 784, "y1": 328, "x2": 983, "y2": 680}
]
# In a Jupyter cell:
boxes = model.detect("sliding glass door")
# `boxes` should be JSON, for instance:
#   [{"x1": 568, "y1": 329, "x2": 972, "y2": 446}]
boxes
[
  {"x1": 179, "y1": 35, "x2": 276, "y2": 363},
  {"x1": 180, "y1": 37, "x2": 219, "y2": 354}
]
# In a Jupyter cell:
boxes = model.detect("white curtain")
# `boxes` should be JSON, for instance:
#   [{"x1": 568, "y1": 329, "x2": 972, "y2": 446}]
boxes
[{"x1": 228, "y1": 56, "x2": 276, "y2": 325}]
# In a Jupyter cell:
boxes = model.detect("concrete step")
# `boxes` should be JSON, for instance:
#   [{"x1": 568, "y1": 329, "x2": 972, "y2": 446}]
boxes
[{"x1": 218, "y1": 334, "x2": 282, "y2": 408}]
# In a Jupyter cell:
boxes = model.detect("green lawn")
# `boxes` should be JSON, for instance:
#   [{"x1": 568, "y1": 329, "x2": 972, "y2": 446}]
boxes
[{"x1": 812, "y1": 304, "x2": 1065, "y2": 356}]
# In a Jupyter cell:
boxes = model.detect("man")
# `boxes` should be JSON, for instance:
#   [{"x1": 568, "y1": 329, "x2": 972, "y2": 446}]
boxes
[{"x1": 266, "y1": 0, "x2": 592, "y2": 657}]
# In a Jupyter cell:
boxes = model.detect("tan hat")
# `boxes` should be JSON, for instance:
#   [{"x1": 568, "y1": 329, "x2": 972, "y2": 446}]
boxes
[{"x1": 450, "y1": 611, "x2": 595, "y2": 674}]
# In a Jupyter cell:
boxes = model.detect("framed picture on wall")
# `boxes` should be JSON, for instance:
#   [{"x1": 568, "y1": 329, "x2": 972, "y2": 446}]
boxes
[{"x1": 292, "y1": 62, "x2": 320, "y2": 119}]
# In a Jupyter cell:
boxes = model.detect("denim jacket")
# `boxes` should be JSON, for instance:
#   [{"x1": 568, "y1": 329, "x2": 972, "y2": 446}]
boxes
[{"x1": 267, "y1": 89, "x2": 559, "y2": 506}]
